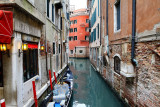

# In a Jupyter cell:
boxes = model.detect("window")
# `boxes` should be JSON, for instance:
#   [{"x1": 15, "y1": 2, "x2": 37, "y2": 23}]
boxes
[
  {"x1": 74, "y1": 36, "x2": 77, "y2": 40},
  {"x1": 59, "y1": 44, "x2": 61, "y2": 53},
  {"x1": 85, "y1": 27, "x2": 89, "y2": 32},
  {"x1": 74, "y1": 20, "x2": 77, "y2": 24},
  {"x1": 79, "y1": 50, "x2": 83, "y2": 53},
  {"x1": 114, "y1": 0, "x2": 121, "y2": 31},
  {"x1": 114, "y1": 56, "x2": 121, "y2": 74},
  {"x1": 70, "y1": 50, "x2": 73, "y2": 54},
  {"x1": 47, "y1": 0, "x2": 50, "y2": 17},
  {"x1": 0, "y1": 53, "x2": 3, "y2": 87},
  {"x1": 85, "y1": 36, "x2": 89, "y2": 40},
  {"x1": 97, "y1": 24, "x2": 99, "y2": 38},
  {"x1": 67, "y1": 13, "x2": 69, "y2": 20},
  {"x1": 86, "y1": 19, "x2": 89, "y2": 23},
  {"x1": 74, "y1": 28, "x2": 77, "y2": 32},
  {"x1": 53, "y1": 42, "x2": 55, "y2": 54},
  {"x1": 52, "y1": 4, "x2": 54, "y2": 22},
  {"x1": 75, "y1": 47, "x2": 76, "y2": 53},
  {"x1": 69, "y1": 37, "x2": 73, "y2": 41},
  {"x1": 70, "y1": 21, "x2": 73, "y2": 25},
  {"x1": 70, "y1": 28, "x2": 73, "y2": 33},
  {"x1": 23, "y1": 43, "x2": 38, "y2": 82}
]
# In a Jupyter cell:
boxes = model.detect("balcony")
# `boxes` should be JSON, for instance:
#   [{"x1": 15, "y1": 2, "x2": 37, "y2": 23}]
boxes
[
  {"x1": 54, "y1": 0, "x2": 62, "y2": 9},
  {"x1": 120, "y1": 63, "x2": 135, "y2": 77},
  {"x1": 80, "y1": 23, "x2": 87, "y2": 27}
]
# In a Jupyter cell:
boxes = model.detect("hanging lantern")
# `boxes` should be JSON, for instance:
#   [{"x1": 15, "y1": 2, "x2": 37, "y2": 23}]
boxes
[
  {"x1": 22, "y1": 43, "x2": 28, "y2": 51},
  {"x1": 0, "y1": 44, "x2": 7, "y2": 52},
  {"x1": 40, "y1": 45, "x2": 45, "y2": 51}
]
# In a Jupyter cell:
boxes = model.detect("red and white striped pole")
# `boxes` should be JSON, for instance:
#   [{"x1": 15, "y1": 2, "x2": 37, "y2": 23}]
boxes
[
  {"x1": 53, "y1": 70, "x2": 57, "y2": 84},
  {"x1": 32, "y1": 81, "x2": 38, "y2": 107},
  {"x1": 0, "y1": 99, "x2": 6, "y2": 107},
  {"x1": 49, "y1": 70, "x2": 53, "y2": 90}
]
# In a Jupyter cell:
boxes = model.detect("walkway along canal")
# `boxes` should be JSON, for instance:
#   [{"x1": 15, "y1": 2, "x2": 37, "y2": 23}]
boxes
[{"x1": 68, "y1": 58, "x2": 128, "y2": 107}]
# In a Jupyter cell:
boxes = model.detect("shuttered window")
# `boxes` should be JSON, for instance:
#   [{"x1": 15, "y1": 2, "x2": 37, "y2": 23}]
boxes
[
  {"x1": 47, "y1": 0, "x2": 50, "y2": 17},
  {"x1": 115, "y1": 1, "x2": 121, "y2": 30},
  {"x1": 52, "y1": 4, "x2": 54, "y2": 22},
  {"x1": 53, "y1": 42, "x2": 55, "y2": 54},
  {"x1": 114, "y1": 56, "x2": 121, "y2": 74}
]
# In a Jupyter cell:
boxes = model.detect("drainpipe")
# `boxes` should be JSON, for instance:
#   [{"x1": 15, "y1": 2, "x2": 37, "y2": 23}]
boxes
[
  {"x1": 131, "y1": 0, "x2": 138, "y2": 67},
  {"x1": 60, "y1": 9, "x2": 63, "y2": 69},
  {"x1": 132, "y1": 0, "x2": 138, "y2": 106},
  {"x1": 106, "y1": 0, "x2": 109, "y2": 56},
  {"x1": 99, "y1": 0, "x2": 102, "y2": 46},
  {"x1": 106, "y1": 0, "x2": 108, "y2": 36}
]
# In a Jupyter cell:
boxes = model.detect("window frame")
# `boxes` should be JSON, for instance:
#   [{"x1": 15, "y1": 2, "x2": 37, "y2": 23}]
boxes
[
  {"x1": 74, "y1": 28, "x2": 77, "y2": 32},
  {"x1": 114, "y1": 0, "x2": 121, "y2": 32},
  {"x1": 53, "y1": 42, "x2": 55, "y2": 54},
  {"x1": 79, "y1": 50, "x2": 83, "y2": 54},
  {"x1": 74, "y1": 20, "x2": 77, "y2": 24},
  {"x1": 70, "y1": 50, "x2": 73, "y2": 54},
  {"x1": 23, "y1": 43, "x2": 39, "y2": 82},
  {"x1": 114, "y1": 56, "x2": 121, "y2": 74},
  {"x1": 85, "y1": 27, "x2": 89, "y2": 32},
  {"x1": 69, "y1": 37, "x2": 73, "y2": 41},
  {"x1": 86, "y1": 19, "x2": 89, "y2": 23},
  {"x1": 52, "y1": 4, "x2": 54, "y2": 22},
  {"x1": 59, "y1": 44, "x2": 61, "y2": 54},
  {"x1": 47, "y1": 0, "x2": 50, "y2": 18},
  {"x1": 74, "y1": 36, "x2": 77, "y2": 40},
  {"x1": 70, "y1": 28, "x2": 73, "y2": 33}
]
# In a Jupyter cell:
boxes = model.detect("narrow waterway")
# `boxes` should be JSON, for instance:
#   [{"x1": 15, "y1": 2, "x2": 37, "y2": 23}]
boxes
[{"x1": 68, "y1": 58, "x2": 127, "y2": 107}]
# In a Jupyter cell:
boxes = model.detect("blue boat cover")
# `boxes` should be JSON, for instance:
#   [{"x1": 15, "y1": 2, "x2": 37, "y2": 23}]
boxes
[{"x1": 55, "y1": 103, "x2": 61, "y2": 107}]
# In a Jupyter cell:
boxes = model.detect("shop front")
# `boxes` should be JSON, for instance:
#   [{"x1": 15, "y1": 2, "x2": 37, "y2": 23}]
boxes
[{"x1": 0, "y1": 10, "x2": 13, "y2": 100}]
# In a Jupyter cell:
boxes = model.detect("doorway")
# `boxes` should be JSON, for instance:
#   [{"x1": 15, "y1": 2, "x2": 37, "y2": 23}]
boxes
[{"x1": 0, "y1": 52, "x2": 3, "y2": 87}]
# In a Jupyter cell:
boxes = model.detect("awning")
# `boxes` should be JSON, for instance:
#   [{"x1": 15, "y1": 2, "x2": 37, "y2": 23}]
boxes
[
  {"x1": 28, "y1": 44, "x2": 38, "y2": 49},
  {"x1": 0, "y1": 10, "x2": 13, "y2": 44}
]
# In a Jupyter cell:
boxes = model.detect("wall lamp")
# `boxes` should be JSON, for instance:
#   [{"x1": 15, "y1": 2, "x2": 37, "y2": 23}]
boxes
[
  {"x1": 19, "y1": 43, "x2": 28, "y2": 57},
  {"x1": 40, "y1": 44, "x2": 45, "y2": 51},
  {"x1": 0, "y1": 44, "x2": 10, "y2": 57}
]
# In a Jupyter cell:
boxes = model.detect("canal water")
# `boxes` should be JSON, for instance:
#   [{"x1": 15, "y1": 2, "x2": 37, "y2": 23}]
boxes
[{"x1": 68, "y1": 58, "x2": 127, "y2": 107}]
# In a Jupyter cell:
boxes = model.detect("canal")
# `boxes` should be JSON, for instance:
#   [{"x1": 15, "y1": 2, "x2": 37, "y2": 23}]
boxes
[{"x1": 68, "y1": 58, "x2": 127, "y2": 107}]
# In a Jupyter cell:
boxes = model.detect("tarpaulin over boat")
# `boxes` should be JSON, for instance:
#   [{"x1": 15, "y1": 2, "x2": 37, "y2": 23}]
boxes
[{"x1": 0, "y1": 10, "x2": 13, "y2": 44}]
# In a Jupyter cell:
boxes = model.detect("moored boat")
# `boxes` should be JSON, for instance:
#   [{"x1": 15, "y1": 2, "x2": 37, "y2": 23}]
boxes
[{"x1": 47, "y1": 67, "x2": 73, "y2": 107}]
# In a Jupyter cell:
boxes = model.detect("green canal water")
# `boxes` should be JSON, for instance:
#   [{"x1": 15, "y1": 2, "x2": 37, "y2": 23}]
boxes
[{"x1": 68, "y1": 58, "x2": 127, "y2": 107}]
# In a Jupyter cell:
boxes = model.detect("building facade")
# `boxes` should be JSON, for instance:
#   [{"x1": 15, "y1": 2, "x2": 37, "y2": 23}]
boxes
[
  {"x1": 69, "y1": 9, "x2": 90, "y2": 58},
  {"x1": 88, "y1": 0, "x2": 101, "y2": 70},
  {"x1": 0, "y1": 0, "x2": 69, "y2": 106},
  {"x1": 88, "y1": 0, "x2": 160, "y2": 106}
]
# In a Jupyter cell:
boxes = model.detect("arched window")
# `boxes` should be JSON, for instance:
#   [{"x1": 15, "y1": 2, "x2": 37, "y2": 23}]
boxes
[{"x1": 114, "y1": 56, "x2": 121, "y2": 74}]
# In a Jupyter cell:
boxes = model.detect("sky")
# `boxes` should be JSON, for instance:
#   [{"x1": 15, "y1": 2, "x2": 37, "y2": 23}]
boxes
[{"x1": 70, "y1": 0, "x2": 87, "y2": 10}]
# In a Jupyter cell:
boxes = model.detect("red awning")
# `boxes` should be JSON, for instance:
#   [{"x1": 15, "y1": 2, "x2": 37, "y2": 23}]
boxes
[
  {"x1": 0, "y1": 10, "x2": 13, "y2": 44},
  {"x1": 28, "y1": 44, "x2": 38, "y2": 49}
]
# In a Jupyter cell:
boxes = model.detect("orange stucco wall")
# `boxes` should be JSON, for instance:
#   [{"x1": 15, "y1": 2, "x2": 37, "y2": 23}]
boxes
[{"x1": 69, "y1": 15, "x2": 90, "y2": 50}]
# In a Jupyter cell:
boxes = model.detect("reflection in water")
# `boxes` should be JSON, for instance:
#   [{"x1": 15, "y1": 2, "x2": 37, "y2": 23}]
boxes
[{"x1": 69, "y1": 58, "x2": 127, "y2": 107}]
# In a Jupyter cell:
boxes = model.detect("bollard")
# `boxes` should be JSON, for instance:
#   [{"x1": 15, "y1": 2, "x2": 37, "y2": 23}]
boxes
[
  {"x1": 49, "y1": 70, "x2": 53, "y2": 90},
  {"x1": 32, "y1": 81, "x2": 38, "y2": 107},
  {"x1": 53, "y1": 71, "x2": 57, "y2": 84}
]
